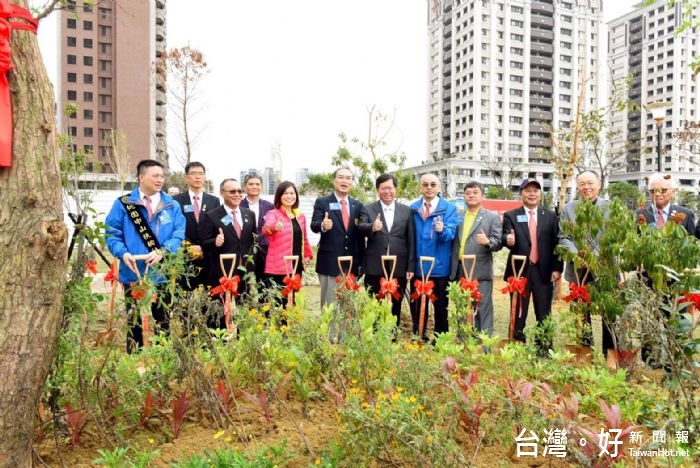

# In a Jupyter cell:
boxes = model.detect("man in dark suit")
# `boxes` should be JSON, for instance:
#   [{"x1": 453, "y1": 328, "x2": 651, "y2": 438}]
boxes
[
  {"x1": 502, "y1": 179, "x2": 562, "y2": 349},
  {"x1": 358, "y1": 174, "x2": 415, "y2": 331},
  {"x1": 637, "y1": 173, "x2": 696, "y2": 234},
  {"x1": 450, "y1": 181, "x2": 502, "y2": 335},
  {"x1": 310, "y1": 167, "x2": 364, "y2": 340},
  {"x1": 199, "y1": 179, "x2": 257, "y2": 327},
  {"x1": 240, "y1": 172, "x2": 275, "y2": 284},
  {"x1": 173, "y1": 161, "x2": 220, "y2": 290}
]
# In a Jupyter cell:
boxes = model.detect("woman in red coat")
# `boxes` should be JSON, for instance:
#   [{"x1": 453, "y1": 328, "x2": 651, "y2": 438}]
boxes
[{"x1": 262, "y1": 181, "x2": 313, "y2": 305}]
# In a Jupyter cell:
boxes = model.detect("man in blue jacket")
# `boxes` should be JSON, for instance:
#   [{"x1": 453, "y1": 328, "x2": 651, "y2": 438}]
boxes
[
  {"x1": 105, "y1": 159, "x2": 186, "y2": 352},
  {"x1": 410, "y1": 173, "x2": 458, "y2": 341}
]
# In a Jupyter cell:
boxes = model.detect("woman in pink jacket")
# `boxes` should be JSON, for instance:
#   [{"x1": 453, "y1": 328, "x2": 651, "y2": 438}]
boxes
[{"x1": 263, "y1": 181, "x2": 313, "y2": 304}]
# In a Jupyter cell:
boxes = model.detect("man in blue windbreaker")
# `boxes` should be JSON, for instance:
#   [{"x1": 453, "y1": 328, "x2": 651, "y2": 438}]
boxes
[
  {"x1": 410, "y1": 173, "x2": 458, "y2": 341},
  {"x1": 105, "y1": 159, "x2": 186, "y2": 352}
]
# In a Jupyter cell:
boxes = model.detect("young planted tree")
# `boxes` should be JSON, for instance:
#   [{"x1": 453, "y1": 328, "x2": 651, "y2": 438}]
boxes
[
  {"x1": 0, "y1": 1, "x2": 68, "y2": 465},
  {"x1": 165, "y1": 45, "x2": 209, "y2": 166},
  {"x1": 105, "y1": 128, "x2": 131, "y2": 192},
  {"x1": 480, "y1": 152, "x2": 523, "y2": 198}
]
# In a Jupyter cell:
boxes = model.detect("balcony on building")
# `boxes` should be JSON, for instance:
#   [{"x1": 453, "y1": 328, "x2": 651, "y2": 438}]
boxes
[
  {"x1": 531, "y1": 14, "x2": 554, "y2": 28},
  {"x1": 530, "y1": 55, "x2": 553, "y2": 68},
  {"x1": 531, "y1": 1, "x2": 554, "y2": 15},
  {"x1": 530, "y1": 41, "x2": 554, "y2": 55},
  {"x1": 529, "y1": 96, "x2": 553, "y2": 107},
  {"x1": 155, "y1": 7, "x2": 165, "y2": 25},
  {"x1": 630, "y1": 31, "x2": 643, "y2": 44},
  {"x1": 530, "y1": 29, "x2": 554, "y2": 41},
  {"x1": 530, "y1": 82, "x2": 553, "y2": 94},
  {"x1": 630, "y1": 42, "x2": 642, "y2": 54},
  {"x1": 529, "y1": 109, "x2": 553, "y2": 120},
  {"x1": 529, "y1": 123, "x2": 549, "y2": 134},
  {"x1": 530, "y1": 68, "x2": 553, "y2": 81},
  {"x1": 529, "y1": 136, "x2": 551, "y2": 147},
  {"x1": 629, "y1": 18, "x2": 643, "y2": 34}
]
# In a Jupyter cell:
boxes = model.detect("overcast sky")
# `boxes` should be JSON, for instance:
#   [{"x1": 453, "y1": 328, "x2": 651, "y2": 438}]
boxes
[{"x1": 37, "y1": 0, "x2": 639, "y2": 182}]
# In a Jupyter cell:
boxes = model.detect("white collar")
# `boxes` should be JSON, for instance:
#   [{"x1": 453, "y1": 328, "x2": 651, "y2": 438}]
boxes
[
  {"x1": 188, "y1": 190, "x2": 204, "y2": 200},
  {"x1": 381, "y1": 200, "x2": 396, "y2": 210}
]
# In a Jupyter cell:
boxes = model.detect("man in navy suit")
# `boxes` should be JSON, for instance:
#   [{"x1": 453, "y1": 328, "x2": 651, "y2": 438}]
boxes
[
  {"x1": 502, "y1": 179, "x2": 562, "y2": 349},
  {"x1": 173, "y1": 161, "x2": 220, "y2": 290},
  {"x1": 310, "y1": 167, "x2": 364, "y2": 339},
  {"x1": 240, "y1": 172, "x2": 275, "y2": 284},
  {"x1": 637, "y1": 173, "x2": 696, "y2": 234}
]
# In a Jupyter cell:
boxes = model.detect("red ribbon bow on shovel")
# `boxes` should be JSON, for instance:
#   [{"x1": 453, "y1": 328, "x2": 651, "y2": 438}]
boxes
[
  {"x1": 501, "y1": 276, "x2": 528, "y2": 296},
  {"x1": 379, "y1": 277, "x2": 401, "y2": 301},
  {"x1": 459, "y1": 278, "x2": 482, "y2": 303},
  {"x1": 282, "y1": 274, "x2": 302, "y2": 297},
  {"x1": 211, "y1": 275, "x2": 241, "y2": 299},
  {"x1": 411, "y1": 279, "x2": 437, "y2": 303},
  {"x1": 564, "y1": 284, "x2": 590, "y2": 305},
  {"x1": 336, "y1": 272, "x2": 360, "y2": 294}
]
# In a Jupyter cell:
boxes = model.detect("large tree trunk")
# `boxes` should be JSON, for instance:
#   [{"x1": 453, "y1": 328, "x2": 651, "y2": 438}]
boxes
[{"x1": 0, "y1": 1, "x2": 67, "y2": 465}]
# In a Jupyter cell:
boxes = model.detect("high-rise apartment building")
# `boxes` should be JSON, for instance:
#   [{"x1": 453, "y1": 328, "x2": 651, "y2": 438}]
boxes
[
  {"x1": 608, "y1": 0, "x2": 700, "y2": 192},
  {"x1": 58, "y1": 0, "x2": 167, "y2": 181},
  {"x1": 413, "y1": 0, "x2": 604, "y2": 198}
]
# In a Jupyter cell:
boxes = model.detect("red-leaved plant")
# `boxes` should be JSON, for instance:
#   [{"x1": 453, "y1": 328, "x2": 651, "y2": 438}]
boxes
[
  {"x1": 64, "y1": 402, "x2": 87, "y2": 447},
  {"x1": 170, "y1": 391, "x2": 188, "y2": 439}
]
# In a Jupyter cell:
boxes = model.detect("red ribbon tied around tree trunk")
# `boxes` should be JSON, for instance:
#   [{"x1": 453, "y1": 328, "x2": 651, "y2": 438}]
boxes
[
  {"x1": 410, "y1": 279, "x2": 437, "y2": 303},
  {"x1": 379, "y1": 277, "x2": 401, "y2": 301},
  {"x1": 564, "y1": 283, "x2": 590, "y2": 305},
  {"x1": 210, "y1": 275, "x2": 241, "y2": 298},
  {"x1": 282, "y1": 274, "x2": 302, "y2": 297},
  {"x1": 459, "y1": 278, "x2": 482, "y2": 303},
  {"x1": 336, "y1": 272, "x2": 360, "y2": 295},
  {"x1": 103, "y1": 260, "x2": 119, "y2": 284},
  {"x1": 0, "y1": 0, "x2": 38, "y2": 168}
]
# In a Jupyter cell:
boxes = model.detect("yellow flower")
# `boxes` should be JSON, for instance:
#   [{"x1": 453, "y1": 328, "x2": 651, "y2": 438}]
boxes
[
  {"x1": 315, "y1": 460, "x2": 321, "y2": 466},
  {"x1": 148, "y1": 438, "x2": 155, "y2": 445},
  {"x1": 396, "y1": 386, "x2": 404, "y2": 393},
  {"x1": 391, "y1": 393, "x2": 400, "y2": 401},
  {"x1": 256, "y1": 324, "x2": 263, "y2": 331},
  {"x1": 214, "y1": 430, "x2": 225, "y2": 439},
  {"x1": 280, "y1": 325, "x2": 288, "y2": 333},
  {"x1": 269, "y1": 325, "x2": 277, "y2": 333},
  {"x1": 248, "y1": 309, "x2": 258, "y2": 317},
  {"x1": 224, "y1": 436, "x2": 232, "y2": 443},
  {"x1": 361, "y1": 402, "x2": 369, "y2": 409},
  {"x1": 351, "y1": 379, "x2": 358, "y2": 385},
  {"x1": 427, "y1": 435, "x2": 434, "y2": 444},
  {"x1": 348, "y1": 387, "x2": 360, "y2": 395},
  {"x1": 408, "y1": 396, "x2": 416, "y2": 404},
  {"x1": 288, "y1": 360, "x2": 298, "y2": 368},
  {"x1": 191, "y1": 329, "x2": 199, "y2": 336},
  {"x1": 261, "y1": 303, "x2": 271, "y2": 312}
]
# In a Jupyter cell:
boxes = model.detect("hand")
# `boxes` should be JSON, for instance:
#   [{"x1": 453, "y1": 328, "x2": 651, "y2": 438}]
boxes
[
  {"x1": 122, "y1": 253, "x2": 138, "y2": 274},
  {"x1": 476, "y1": 229, "x2": 489, "y2": 246},
  {"x1": 274, "y1": 220, "x2": 283, "y2": 232},
  {"x1": 551, "y1": 271, "x2": 561, "y2": 283},
  {"x1": 372, "y1": 213, "x2": 383, "y2": 232},
  {"x1": 322, "y1": 211, "x2": 333, "y2": 231},
  {"x1": 145, "y1": 249, "x2": 163, "y2": 266},
  {"x1": 434, "y1": 216, "x2": 443, "y2": 233},
  {"x1": 406, "y1": 272, "x2": 414, "y2": 281},
  {"x1": 190, "y1": 244, "x2": 203, "y2": 259},
  {"x1": 215, "y1": 228, "x2": 225, "y2": 247},
  {"x1": 506, "y1": 229, "x2": 515, "y2": 247}
]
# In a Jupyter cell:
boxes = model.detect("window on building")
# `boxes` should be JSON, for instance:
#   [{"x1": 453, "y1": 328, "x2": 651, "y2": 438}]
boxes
[
  {"x1": 83, "y1": 127, "x2": 94, "y2": 138},
  {"x1": 511, "y1": 5, "x2": 523, "y2": 14},
  {"x1": 66, "y1": 18, "x2": 76, "y2": 29},
  {"x1": 67, "y1": 72, "x2": 77, "y2": 83},
  {"x1": 83, "y1": 91, "x2": 93, "y2": 102},
  {"x1": 67, "y1": 54, "x2": 76, "y2": 65},
  {"x1": 511, "y1": 19, "x2": 523, "y2": 28},
  {"x1": 83, "y1": 38, "x2": 93, "y2": 48},
  {"x1": 83, "y1": 20, "x2": 93, "y2": 30},
  {"x1": 510, "y1": 89, "x2": 523, "y2": 96},
  {"x1": 83, "y1": 109, "x2": 93, "y2": 120},
  {"x1": 83, "y1": 74, "x2": 93, "y2": 84},
  {"x1": 83, "y1": 56, "x2": 93, "y2": 66},
  {"x1": 67, "y1": 36, "x2": 76, "y2": 47},
  {"x1": 67, "y1": 90, "x2": 77, "y2": 100}
]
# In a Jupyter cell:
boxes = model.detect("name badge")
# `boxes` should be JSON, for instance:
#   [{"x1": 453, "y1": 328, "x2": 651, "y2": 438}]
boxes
[
  {"x1": 329, "y1": 202, "x2": 341, "y2": 210},
  {"x1": 183, "y1": 204, "x2": 194, "y2": 213},
  {"x1": 516, "y1": 215, "x2": 528, "y2": 223},
  {"x1": 221, "y1": 214, "x2": 232, "y2": 225},
  {"x1": 159, "y1": 211, "x2": 172, "y2": 224}
]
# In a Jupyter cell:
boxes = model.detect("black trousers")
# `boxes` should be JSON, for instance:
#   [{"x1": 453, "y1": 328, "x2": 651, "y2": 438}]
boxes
[
  {"x1": 577, "y1": 276, "x2": 615, "y2": 353},
  {"x1": 125, "y1": 284, "x2": 170, "y2": 354},
  {"x1": 512, "y1": 263, "x2": 553, "y2": 347},
  {"x1": 410, "y1": 276, "x2": 449, "y2": 339},
  {"x1": 364, "y1": 274, "x2": 408, "y2": 328}
]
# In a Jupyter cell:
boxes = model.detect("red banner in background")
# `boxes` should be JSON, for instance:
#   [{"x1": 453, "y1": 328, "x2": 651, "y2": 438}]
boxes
[{"x1": 0, "y1": 0, "x2": 38, "y2": 168}]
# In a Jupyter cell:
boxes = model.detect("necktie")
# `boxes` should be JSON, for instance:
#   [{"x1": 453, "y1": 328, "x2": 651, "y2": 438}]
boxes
[
  {"x1": 340, "y1": 199, "x2": 349, "y2": 230},
  {"x1": 423, "y1": 202, "x2": 430, "y2": 221},
  {"x1": 143, "y1": 195, "x2": 154, "y2": 220},
  {"x1": 193, "y1": 195, "x2": 200, "y2": 222},
  {"x1": 233, "y1": 210, "x2": 242, "y2": 237},
  {"x1": 657, "y1": 209, "x2": 665, "y2": 227},
  {"x1": 529, "y1": 209, "x2": 539, "y2": 263}
]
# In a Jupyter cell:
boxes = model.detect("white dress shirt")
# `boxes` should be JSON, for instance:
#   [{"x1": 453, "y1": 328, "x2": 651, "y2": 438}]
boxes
[{"x1": 381, "y1": 200, "x2": 396, "y2": 232}]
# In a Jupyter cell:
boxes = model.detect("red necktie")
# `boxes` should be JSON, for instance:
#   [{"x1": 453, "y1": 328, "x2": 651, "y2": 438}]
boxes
[
  {"x1": 143, "y1": 196, "x2": 154, "y2": 220},
  {"x1": 423, "y1": 202, "x2": 430, "y2": 220},
  {"x1": 233, "y1": 210, "x2": 242, "y2": 237},
  {"x1": 657, "y1": 209, "x2": 665, "y2": 227},
  {"x1": 193, "y1": 195, "x2": 200, "y2": 222},
  {"x1": 529, "y1": 209, "x2": 539, "y2": 263},
  {"x1": 340, "y1": 199, "x2": 349, "y2": 230}
]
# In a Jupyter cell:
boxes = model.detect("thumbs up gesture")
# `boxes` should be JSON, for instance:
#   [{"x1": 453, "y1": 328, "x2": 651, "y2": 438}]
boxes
[
  {"x1": 476, "y1": 228, "x2": 489, "y2": 246},
  {"x1": 274, "y1": 219, "x2": 284, "y2": 232},
  {"x1": 215, "y1": 228, "x2": 225, "y2": 247},
  {"x1": 372, "y1": 213, "x2": 383, "y2": 232},
  {"x1": 434, "y1": 215, "x2": 444, "y2": 233},
  {"x1": 506, "y1": 229, "x2": 515, "y2": 247},
  {"x1": 322, "y1": 211, "x2": 333, "y2": 231}
]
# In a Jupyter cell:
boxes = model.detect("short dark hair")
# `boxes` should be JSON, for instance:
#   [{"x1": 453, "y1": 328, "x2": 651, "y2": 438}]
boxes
[
  {"x1": 243, "y1": 172, "x2": 263, "y2": 185},
  {"x1": 273, "y1": 181, "x2": 299, "y2": 209},
  {"x1": 375, "y1": 173, "x2": 397, "y2": 189},
  {"x1": 333, "y1": 167, "x2": 353, "y2": 179},
  {"x1": 136, "y1": 159, "x2": 164, "y2": 177},
  {"x1": 464, "y1": 181, "x2": 484, "y2": 194},
  {"x1": 219, "y1": 178, "x2": 239, "y2": 191},
  {"x1": 185, "y1": 161, "x2": 206, "y2": 174}
]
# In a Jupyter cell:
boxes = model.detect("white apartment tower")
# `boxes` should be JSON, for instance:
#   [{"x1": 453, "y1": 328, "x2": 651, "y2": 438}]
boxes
[
  {"x1": 418, "y1": 0, "x2": 604, "y2": 198},
  {"x1": 608, "y1": 0, "x2": 700, "y2": 192}
]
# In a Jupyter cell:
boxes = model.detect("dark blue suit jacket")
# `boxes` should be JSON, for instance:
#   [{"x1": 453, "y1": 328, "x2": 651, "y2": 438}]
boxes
[{"x1": 310, "y1": 194, "x2": 364, "y2": 276}]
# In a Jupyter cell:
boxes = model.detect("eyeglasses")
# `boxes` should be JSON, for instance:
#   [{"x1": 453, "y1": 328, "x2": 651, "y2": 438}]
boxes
[
  {"x1": 422, "y1": 182, "x2": 438, "y2": 188},
  {"x1": 187, "y1": 171, "x2": 205, "y2": 177},
  {"x1": 222, "y1": 189, "x2": 243, "y2": 194},
  {"x1": 649, "y1": 188, "x2": 670, "y2": 194}
]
